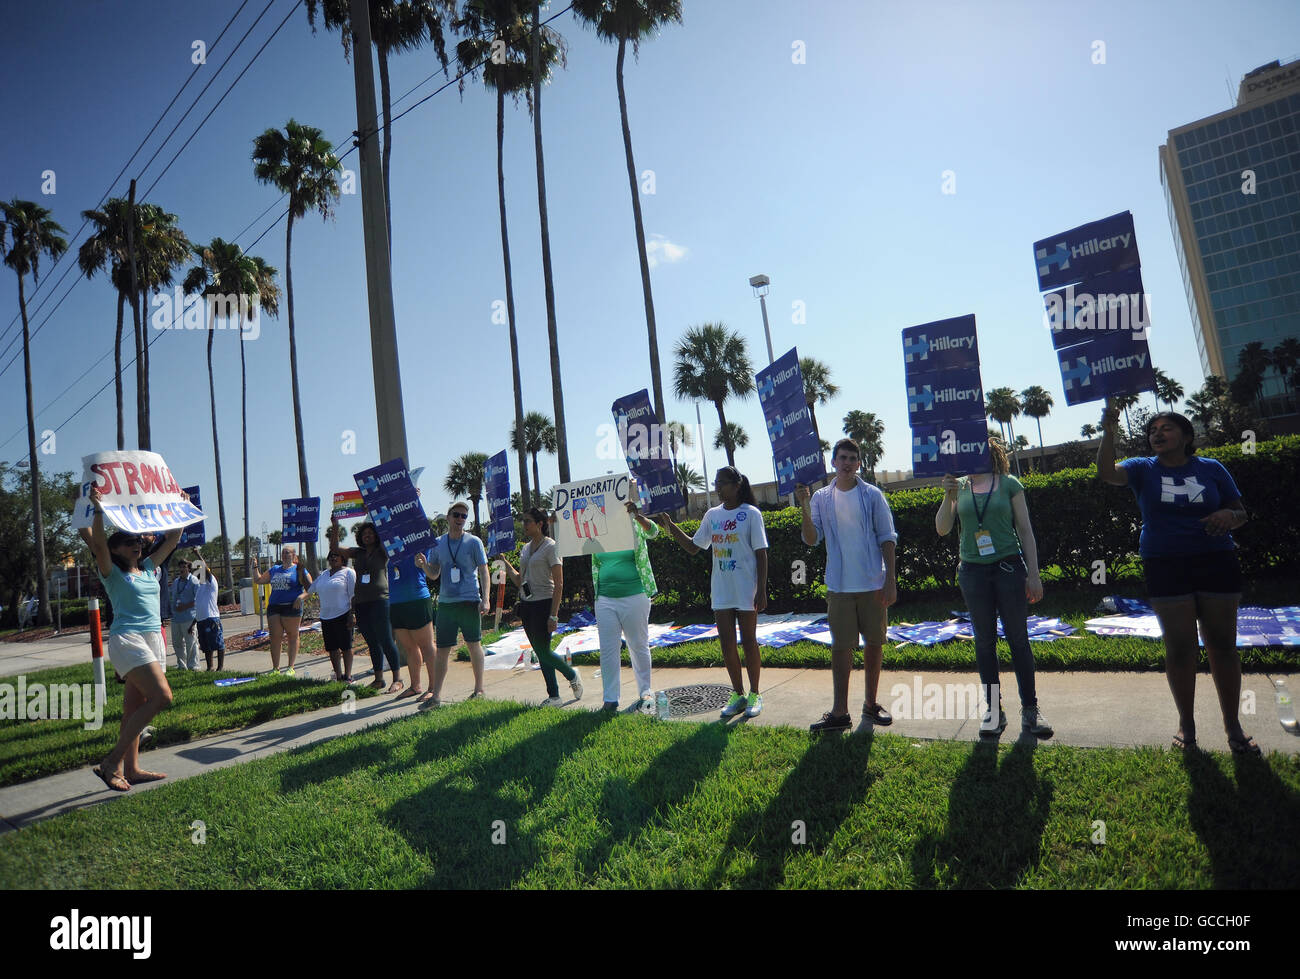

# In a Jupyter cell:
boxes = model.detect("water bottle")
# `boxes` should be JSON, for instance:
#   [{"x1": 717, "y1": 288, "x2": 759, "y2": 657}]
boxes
[{"x1": 656, "y1": 690, "x2": 670, "y2": 721}]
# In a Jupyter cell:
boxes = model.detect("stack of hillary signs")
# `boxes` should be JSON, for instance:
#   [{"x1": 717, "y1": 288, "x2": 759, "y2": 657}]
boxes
[
  {"x1": 352, "y1": 459, "x2": 433, "y2": 558},
  {"x1": 610, "y1": 390, "x2": 684, "y2": 515},
  {"x1": 281, "y1": 497, "x2": 321, "y2": 544},
  {"x1": 1033, "y1": 210, "x2": 1155, "y2": 406},
  {"x1": 179, "y1": 485, "x2": 205, "y2": 546},
  {"x1": 484, "y1": 450, "x2": 514, "y2": 557},
  {"x1": 902, "y1": 315, "x2": 990, "y2": 476},
  {"x1": 756, "y1": 348, "x2": 825, "y2": 493}
]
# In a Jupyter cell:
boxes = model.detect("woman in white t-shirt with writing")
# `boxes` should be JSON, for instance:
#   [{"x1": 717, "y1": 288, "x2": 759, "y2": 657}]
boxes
[{"x1": 658, "y1": 466, "x2": 769, "y2": 719}]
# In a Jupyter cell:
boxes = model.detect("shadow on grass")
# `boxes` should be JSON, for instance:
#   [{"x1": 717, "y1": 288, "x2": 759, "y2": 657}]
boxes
[
  {"x1": 910, "y1": 738, "x2": 1052, "y2": 888},
  {"x1": 1182, "y1": 749, "x2": 1300, "y2": 887},
  {"x1": 384, "y1": 708, "x2": 613, "y2": 887},
  {"x1": 709, "y1": 730, "x2": 876, "y2": 888},
  {"x1": 576, "y1": 723, "x2": 732, "y2": 881}
]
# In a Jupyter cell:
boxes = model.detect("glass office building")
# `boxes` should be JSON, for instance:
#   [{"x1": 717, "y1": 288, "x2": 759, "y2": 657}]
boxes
[{"x1": 1159, "y1": 58, "x2": 1300, "y2": 423}]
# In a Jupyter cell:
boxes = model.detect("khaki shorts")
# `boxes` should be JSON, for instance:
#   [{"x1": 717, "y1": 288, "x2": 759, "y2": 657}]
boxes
[
  {"x1": 826, "y1": 590, "x2": 888, "y2": 650},
  {"x1": 108, "y1": 629, "x2": 165, "y2": 677}
]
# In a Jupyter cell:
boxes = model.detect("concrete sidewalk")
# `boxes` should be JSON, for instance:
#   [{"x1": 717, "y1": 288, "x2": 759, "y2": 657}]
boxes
[{"x1": 1, "y1": 648, "x2": 1296, "y2": 833}]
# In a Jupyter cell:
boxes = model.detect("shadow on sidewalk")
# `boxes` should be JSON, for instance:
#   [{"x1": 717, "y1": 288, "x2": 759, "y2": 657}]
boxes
[
  {"x1": 909, "y1": 737, "x2": 1052, "y2": 888},
  {"x1": 708, "y1": 730, "x2": 876, "y2": 888},
  {"x1": 1182, "y1": 749, "x2": 1300, "y2": 887}
]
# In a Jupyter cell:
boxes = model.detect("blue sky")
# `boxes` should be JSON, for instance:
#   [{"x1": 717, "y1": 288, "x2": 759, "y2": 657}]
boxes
[{"x1": 2, "y1": 0, "x2": 1297, "y2": 544}]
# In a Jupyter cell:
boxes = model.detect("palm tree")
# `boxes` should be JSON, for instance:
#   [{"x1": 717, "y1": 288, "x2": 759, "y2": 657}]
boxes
[
  {"x1": 674, "y1": 461, "x2": 705, "y2": 499},
  {"x1": 529, "y1": 1, "x2": 572, "y2": 481},
  {"x1": 1272, "y1": 337, "x2": 1300, "y2": 392},
  {"x1": 305, "y1": 0, "x2": 455, "y2": 246},
  {"x1": 842, "y1": 409, "x2": 884, "y2": 482},
  {"x1": 1234, "y1": 342, "x2": 1272, "y2": 406},
  {"x1": 77, "y1": 199, "x2": 134, "y2": 450},
  {"x1": 252, "y1": 119, "x2": 342, "y2": 572},
  {"x1": 799, "y1": 356, "x2": 839, "y2": 446},
  {"x1": 1112, "y1": 391, "x2": 1140, "y2": 434},
  {"x1": 571, "y1": 0, "x2": 683, "y2": 421},
  {"x1": 232, "y1": 253, "x2": 279, "y2": 580},
  {"x1": 985, "y1": 387, "x2": 1023, "y2": 475},
  {"x1": 665, "y1": 419, "x2": 693, "y2": 460},
  {"x1": 1185, "y1": 376, "x2": 1228, "y2": 435},
  {"x1": 713, "y1": 422, "x2": 749, "y2": 457},
  {"x1": 1080, "y1": 423, "x2": 1099, "y2": 438},
  {"x1": 2, "y1": 200, "x2": 67, "y2": 627},
  {"x1": 458, "y1": 0, "x2": 534, "y2": 510},
  {"x1": 1019, "y1": 384, "x2": 1053, "y2": 468},
  {"x1": 444, "y1": 452, "x2": 490, "y2": 532},
  {"x1": 509, "y1": 410, "x2": 556, "y2": 505},
  {"x1": 1152, "y1": 367, "x2": 1183, "y2": 413},
  {"x1": 672, "y1": 323, "x2": 755, "y2": 467}
]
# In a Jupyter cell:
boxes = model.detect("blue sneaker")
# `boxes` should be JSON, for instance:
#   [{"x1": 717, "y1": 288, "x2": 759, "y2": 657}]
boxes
[{"x1": 721, "y1": 692, "x2": 747, "y2": 718}]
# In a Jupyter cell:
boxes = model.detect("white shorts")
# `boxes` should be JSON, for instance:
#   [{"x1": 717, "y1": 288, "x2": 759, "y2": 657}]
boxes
[{"x1": 108, "y1": 630, "x2": 165, "y2": 677}]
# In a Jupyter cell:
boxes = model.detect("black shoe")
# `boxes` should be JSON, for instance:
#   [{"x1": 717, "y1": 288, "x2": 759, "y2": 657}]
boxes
[
  {"x1": 810, "y1": 711, "x2": 852, "y2": 734},
  {"x1": 863, "y1": 702, "x2": 893, "y2": 726},
  {"x1": 979, "y1": 708, "x2": 1008, "y2": 738}
]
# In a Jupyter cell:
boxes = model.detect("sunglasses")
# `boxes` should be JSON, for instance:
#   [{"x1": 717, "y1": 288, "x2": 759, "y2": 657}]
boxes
[{"x1": 451, "y1": 512, "x2": 468, "y2": 520}]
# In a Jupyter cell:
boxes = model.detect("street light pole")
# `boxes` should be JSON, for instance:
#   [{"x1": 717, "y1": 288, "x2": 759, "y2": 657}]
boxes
[
  {"x1": 349, "y1": 0, "x2": 409, "y2": 467},
  {"x1": 696, "y1": 400, "x2": 712, "y2": 511},
  {"x1": 749, "y1": 274, "x2": 782, "y2": 497}
]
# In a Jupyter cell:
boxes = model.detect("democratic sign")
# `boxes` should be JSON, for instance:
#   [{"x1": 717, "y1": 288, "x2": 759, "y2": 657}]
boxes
[
  {"x1": 179, "y1": 485, "x2": 205, "y2": 546},
  {"x1": 484, "y1": 449, "x2": 514, "y2": 557},
  {"x1": 1033, "y1": 210, "x2": 1140, "y2": 291},
  {"x1": 1043, "y1": 266, "x2": 1149, "y2": 349},
  {"x1": 281, "y1": 497, "x2": 321, "y2": 545},
  {"x1": 906, "y1": 366, "x2": 986, "y2": 424},
  {"x1": 331, "y1": 490, "x2": 366, "y2": 520},
  {"x1": 552, "y1": 474, "x2": 636, "y2": 558},
  {"x1": 353, "y1": 459, "x2": 433, "y2": 559},
  {"x1": 901, "y1": 315, "x2": 980, "y2": 378},
  {"x1": 910, "y1": 420, "x2": 993, "y2": 478},
  {"x1": 756, "y1": 348, "x2": 825, "y2": 493},
  {"x1": 1055, "y1": 331, "x2": 1157, "y2": 407},
  {"x1": 73, "y1": 450, "x2": 204, "y2": 533},
  {"x1": 611, "y1": 389, "x2": 685, "y2": 515}
]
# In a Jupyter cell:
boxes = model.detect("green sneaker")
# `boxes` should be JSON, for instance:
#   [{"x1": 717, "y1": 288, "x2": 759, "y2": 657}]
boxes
[
  {"x1": 285, "y1": 668, "x2": 296, "y2": 677},
  {"x1": 720, "y1": 692, "x2": 748, "y2": 718},
  {"x1": 745, "y1": 692, "x2": 763, "y2": 718}
]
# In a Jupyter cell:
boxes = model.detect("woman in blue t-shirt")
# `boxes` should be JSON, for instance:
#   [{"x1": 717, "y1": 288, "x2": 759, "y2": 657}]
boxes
[
  {"x1": 1097, "y1": 401, "x2": 1257, "y2": 754},
  {"x1": 87, "y1": 486, "x2": 184, "y2": 792},
  {"x1": 252, "y1": 546, "x2": 312, "y2": 675}
]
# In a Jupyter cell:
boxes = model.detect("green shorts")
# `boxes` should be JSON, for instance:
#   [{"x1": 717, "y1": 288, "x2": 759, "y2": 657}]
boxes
[
  {"x1": 389, "y1": 597, "x2": 434, "y2": 632},
  {"x1": 435, "y1": 600, "x2": 482, "y2": 647}
]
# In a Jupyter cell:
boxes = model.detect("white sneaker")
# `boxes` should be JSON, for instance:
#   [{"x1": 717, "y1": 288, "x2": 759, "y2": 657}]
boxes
[
  {"x1": 539, "y1": 696, "x2": 563, "y2": 708},
  {"x1": 569, "y1": 668, "x2": 584, "y2": 700}
]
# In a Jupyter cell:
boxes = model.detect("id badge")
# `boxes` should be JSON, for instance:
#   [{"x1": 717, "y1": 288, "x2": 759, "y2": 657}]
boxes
[
  {"x1": 451, "y1": 567, "x2": 462, "y2": 584},
  {"x1": 975, "y1": 529, "x2": 995, "y2": 557},
  {"x1": 361, "y1": 574, "x2": 371, "y2": 585}
]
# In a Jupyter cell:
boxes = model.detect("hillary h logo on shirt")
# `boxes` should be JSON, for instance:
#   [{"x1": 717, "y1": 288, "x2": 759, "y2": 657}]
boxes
[{"x1": 1160, "y1": 475, "x2": 1205, "y2": 504}]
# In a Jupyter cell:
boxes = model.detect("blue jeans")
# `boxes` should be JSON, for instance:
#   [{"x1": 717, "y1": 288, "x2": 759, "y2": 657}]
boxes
[
  {"x1": 355, "y1": 599, "x2": 402, "y2": 679},
  {"x1": 956, "y1": 556, "x2": 1037, "y2": 709}
]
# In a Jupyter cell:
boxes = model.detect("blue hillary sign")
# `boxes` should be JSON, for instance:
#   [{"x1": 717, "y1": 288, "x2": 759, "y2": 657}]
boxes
[
  {"x1": 755, "y1": 347, "x2": 802, "y2": 409},
  {"x1": 773, "y1": 429, "x2": 826, "y2": 496},
  {"x1": 910, "y1": 420, "x2": 992, "y2": 477},
  {"x1": 1033, "y1": 210, "x2": 1140, "y2": 291},
  {"x1": 484, "y1": 449, "x2": 514, "y2": 557},
  {"x1": 906, "y1": 367, "x2": 985, "y2": 423},
  {"x1": 1043, "y1": 267, "x2": 1149, "y2": 350},
  {"x1": 179, "y1": 485, "x2": 205, "y2": 546},
  {"x1": 1055, "y1": 331, "x2": 1156, "y2": 407},
  {"x1": 281, "y1": 497, "x2": 320, "y2": 544},
  {"x1": 901, "y1": 315, "x2": 980, "y2": 378},
  {"x1": 352, "y1": 459, "x2": 433, "y2": 558},
  {"x1": 757, "y1": 348, "x2": 825, "y2": 492},
  {"x1": 611, "y1": 389, "x2": 684, "y2": 515}
]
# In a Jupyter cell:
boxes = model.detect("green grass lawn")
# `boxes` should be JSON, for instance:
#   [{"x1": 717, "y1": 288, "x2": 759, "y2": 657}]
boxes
[
  {"x1": 2, "y1": 699, "x2": 1296, "y2": 889},
  {"x1": 0, "y1": 663, "x2": 380, "y2": 788}
]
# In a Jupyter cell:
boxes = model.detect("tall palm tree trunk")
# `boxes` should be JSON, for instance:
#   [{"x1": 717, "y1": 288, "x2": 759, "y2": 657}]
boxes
[
  {"x1": 206, "y1": 305, "x2": 233, "y2": 594},
  {"x1": 240, "y1": 332, "x2": 251, "y2": 581},
  {"x1": 127, "y1": 180, "x2": 145, "y2": 450},
  {"x1": 532, "y1": 2, "x2": 569, "y2": 482},
  {"x1": 18, "y1": 273, "x2": 51, "y2": 626},
  {"x1": 1035, "y1": 417, "x2": 1045, "y2": 469},
  {"x1": 616, "y1": 34, "x2": 663, "y2": 420},
  {"x1": 378, "y1": 45, "x2": 394, "y2": 251},
  {"x1": 284, "y1": 215, "x2": 317, "y2": 572},
  {"x1": 715, "y1": 400, "x2": 733, "y2": 466},
  {"x1": 139, "y1": 283, "x2": 151, "y2": 449},
  {"x1": 531, "y1": 449, "x2": 541, "y2": 506},
  {"x1": 114, "y1": 292, "x2": 126, "y2": 450},
  {"x1": 498, "y1": 83, "x2": 531, "y2": 510}
]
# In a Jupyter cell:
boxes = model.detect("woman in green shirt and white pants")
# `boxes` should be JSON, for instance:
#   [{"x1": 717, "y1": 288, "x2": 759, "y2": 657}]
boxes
[
  {"x1": 934, "y1": 438, "x2": 1053, "y2": 739},
  {"x1": 593, "y1": 499, "x2": 661, "y2": 712}
]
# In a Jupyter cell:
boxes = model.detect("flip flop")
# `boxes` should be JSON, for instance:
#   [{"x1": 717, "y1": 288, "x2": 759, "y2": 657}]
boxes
[
  {"x1": 386, "y1": 681, "x2": 405, "y2": 694},
  {"x1": 92, "y1": 766, "x2": 130, "y2": 792},
  {"x1": 395, "y1": 687, "x2": 420, "y2": 700},
  {"x1": 125, "y1": 771, "x2": 167, "y2": 784},
  {"x1": 367, "y1": 680, "x2": 385, "y2": 689},
  {"x1": 1228, "y1": 733, "x2": 1262, "y2": 756},
  {"x1": 1172, "y1": 733, "x2": 1198, "y2": 751}
]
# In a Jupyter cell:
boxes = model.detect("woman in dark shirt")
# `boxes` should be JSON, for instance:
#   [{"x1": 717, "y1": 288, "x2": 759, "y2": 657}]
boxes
[{"x1": 328, "y1": 519, "x2": 405, "y2": 692}]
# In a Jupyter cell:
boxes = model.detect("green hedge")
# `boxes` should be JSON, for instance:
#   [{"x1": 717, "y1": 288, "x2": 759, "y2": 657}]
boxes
[{"x1": 484, "y1": 435, "x2": 1300, "y2": 614}]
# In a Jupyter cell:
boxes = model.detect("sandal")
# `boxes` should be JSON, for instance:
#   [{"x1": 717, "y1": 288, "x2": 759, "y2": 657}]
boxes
[
  {"x1": 395, "y1": 686, "x2": 420, "y2": 700},
  {"x1": 1172, "y1": 733, "x2": 1198, "y2": 751},
  {"x1": 386, "y1": 681, "x2": 405, "y2": 695},
  {"x1": 1228, "y1": 733, "x2": 1262, "y2": 756},
  {"x1": 125, "y1": 771, "x2": 167, "y2": 784},
  {"x1": 92, "y1": 766, "x2": 130, "y2": 792},
  {"x1": 368, "y1": 679, "x2": 385, "y2": 689}
]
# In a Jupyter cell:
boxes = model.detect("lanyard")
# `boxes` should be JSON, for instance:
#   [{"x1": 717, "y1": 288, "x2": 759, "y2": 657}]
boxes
[
  {"x1": 969, "y1": 476, "x2": 997, "y2": 530},
  {"x1": 447, "y1": 534, "x2": 462, "y2": 571}
]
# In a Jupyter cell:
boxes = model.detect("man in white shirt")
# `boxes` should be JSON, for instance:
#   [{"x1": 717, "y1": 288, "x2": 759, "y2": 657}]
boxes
[{"x1": 797, "y1": 438, "x2": 898, "y2": 733}]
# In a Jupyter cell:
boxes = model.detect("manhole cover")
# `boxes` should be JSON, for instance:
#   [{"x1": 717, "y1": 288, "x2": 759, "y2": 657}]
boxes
[{"x1": 663, "y1": 683, "x2": 735, "y2": 718}]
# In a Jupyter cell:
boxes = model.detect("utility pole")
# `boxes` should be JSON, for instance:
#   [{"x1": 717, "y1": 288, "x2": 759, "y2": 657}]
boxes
[
  {"x1": 349, "y1": 0, "x2": 409, "y2": 467},
  {"x1": 126, "y1": 179, "x2": 146, "y2": 450}
]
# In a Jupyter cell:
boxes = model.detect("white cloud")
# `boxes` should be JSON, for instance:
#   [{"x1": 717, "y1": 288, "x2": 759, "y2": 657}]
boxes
[{"x1": 645, "y1": 234, "x2": 687, "y2": 269}]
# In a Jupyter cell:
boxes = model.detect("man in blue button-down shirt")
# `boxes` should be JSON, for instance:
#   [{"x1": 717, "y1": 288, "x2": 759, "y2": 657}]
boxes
[
  {"x1": 168, "y1": 558, "x2": 200, "y2": 670},
  {"x1": 797, "y1": 438, "x2": 898, "y2": 734}
]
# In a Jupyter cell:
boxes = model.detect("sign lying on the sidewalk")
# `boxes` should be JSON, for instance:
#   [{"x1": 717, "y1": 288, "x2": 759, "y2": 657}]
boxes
[{"x1": 73, "y1": 450, "x2": 204, "y2": 533}]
